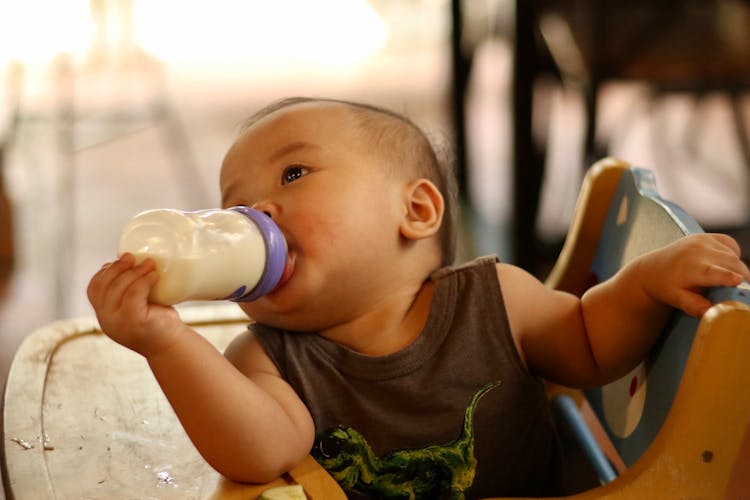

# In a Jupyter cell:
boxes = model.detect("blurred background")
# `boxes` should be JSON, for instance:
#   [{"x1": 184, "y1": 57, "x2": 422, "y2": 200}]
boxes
[{"x1": 1, "y1": 0, "x2": 749, "y2": 470}]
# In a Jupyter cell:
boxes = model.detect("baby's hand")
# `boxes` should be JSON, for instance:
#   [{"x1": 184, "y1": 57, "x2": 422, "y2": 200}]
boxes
[
  {"x1": 87, "y1": 253, "x2": 184, "y2": 357},
  {"x1": 636, "y1": 233, "x2": 750, "y2": 317}
]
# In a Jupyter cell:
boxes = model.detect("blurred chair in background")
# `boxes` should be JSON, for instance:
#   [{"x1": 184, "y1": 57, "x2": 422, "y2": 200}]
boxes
[
  {"x1": 0, "y1": 138, "x2": 14, "y2": 301},
  {"x1": 3, "y1": 0, "x2": 208, "y2": 317},
  {"x1": 0, "y1": 63, "x2": 20, "y2": 301},
  {"x1": 526, "y1": 0, "x2": 750, "y2": 271},
  {"x1": 453, "y1": 0, "x2": 750, "y2": 275}
]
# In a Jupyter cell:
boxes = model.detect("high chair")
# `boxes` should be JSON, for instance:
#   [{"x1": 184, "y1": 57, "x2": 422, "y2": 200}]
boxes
[
  {"x1": 3, "y1": 158, "x2": 749, "y2": 499},
  {"x1": 540, "y1": 157, "x2": 750, "y2": 499}
]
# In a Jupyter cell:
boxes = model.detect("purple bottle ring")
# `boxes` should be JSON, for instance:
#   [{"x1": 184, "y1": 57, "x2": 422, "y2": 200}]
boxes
[{"x1": 230, "y1": 206, "x2": 288, "y2": 302}]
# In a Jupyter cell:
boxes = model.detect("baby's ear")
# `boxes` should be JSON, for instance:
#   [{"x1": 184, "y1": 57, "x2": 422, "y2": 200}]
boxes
[{"x1": 399, "y1": 179, "x2": 444, "y2": 240}]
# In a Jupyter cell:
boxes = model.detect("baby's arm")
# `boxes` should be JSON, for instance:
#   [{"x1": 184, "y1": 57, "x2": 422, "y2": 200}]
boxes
[
  {"x1": 500, "y1": 233, "x2": 750, "y2": 387},
  {"x1": 87, "y1": 254, "x2": 314, "y2": 482}
]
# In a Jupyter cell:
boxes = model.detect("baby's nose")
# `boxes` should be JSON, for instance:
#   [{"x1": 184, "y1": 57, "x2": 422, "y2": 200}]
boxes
[{"x1": 251, "y1": 200, "x2": 278, "y2": 219}]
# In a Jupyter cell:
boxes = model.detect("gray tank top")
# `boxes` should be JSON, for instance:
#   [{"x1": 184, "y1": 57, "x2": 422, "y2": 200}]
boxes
[{"x1": 253, "y1": 256, "x2": 561, "y2": 498}]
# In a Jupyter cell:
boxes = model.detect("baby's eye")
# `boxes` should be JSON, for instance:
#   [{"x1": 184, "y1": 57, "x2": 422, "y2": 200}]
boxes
[{"x1": 281, "y1": 165, "x2": 309, "y2": 185}]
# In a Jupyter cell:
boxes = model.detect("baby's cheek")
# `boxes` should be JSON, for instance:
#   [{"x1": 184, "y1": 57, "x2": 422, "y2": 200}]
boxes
[{"x1": 299, "y1": 215, "x2": 347, "y2": 249}]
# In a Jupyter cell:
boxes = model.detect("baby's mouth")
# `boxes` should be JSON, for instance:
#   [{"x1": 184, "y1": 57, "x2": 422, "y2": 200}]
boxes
[{"x1": 272, "y1": 251, "x2": 295, "y2": 292}]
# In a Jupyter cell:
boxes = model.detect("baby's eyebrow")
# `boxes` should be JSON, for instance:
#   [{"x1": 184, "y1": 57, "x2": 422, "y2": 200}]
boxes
[{"x1": 269, "y1": 141, "x2": 321, "y2": 163}]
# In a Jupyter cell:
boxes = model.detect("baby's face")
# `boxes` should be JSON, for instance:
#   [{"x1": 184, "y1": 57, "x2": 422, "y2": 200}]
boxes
[{"x1": 220, "y1": 102, "x2": 408, "y2": 331}]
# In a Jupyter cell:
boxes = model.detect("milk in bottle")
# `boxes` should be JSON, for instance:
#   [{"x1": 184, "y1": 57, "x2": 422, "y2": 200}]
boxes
[{"x1": 118, "y1": 206, "x2": 287, "y2": 305}]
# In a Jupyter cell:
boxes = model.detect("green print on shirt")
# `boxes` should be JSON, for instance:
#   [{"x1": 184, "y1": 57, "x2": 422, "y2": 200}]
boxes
[{"x1": 312, "y1": 380, "x2": 501, "y2": 500}]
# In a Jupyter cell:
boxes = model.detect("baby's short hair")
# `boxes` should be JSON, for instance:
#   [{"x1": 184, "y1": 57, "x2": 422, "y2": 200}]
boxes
[{"x1": 244, "y1": 97, "x2": 458, "y2": 266}]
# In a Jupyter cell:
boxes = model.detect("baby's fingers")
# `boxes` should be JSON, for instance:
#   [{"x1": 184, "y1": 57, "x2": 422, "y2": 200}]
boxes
[
  {"x1": 698, "y1": 263, "x2": 745, "y2": 287},
  {"x1": 737, "y1": 259, "x2": 750, "y2": 282},
  {"x1": 104, "y1": 258, "x2": 156, "y2": 309},
  {"x1": 704, "y1": 233, "x2": 749, "y2": 280},
  {"x1": 120, "y1": 265, "x2": 158, "y2": 312},
  {"x1": 87, "y1": 255, "x2": 135, "y2": 305},
  {"x1": 88, "y1": 254, "x2": 153, "y2": 310},
  {"x1": 675, "y1": 259, "x2": 748, "y2": 318},
  {"x1": 674, "y1": 289, "x2": 714, "y2": 318}
]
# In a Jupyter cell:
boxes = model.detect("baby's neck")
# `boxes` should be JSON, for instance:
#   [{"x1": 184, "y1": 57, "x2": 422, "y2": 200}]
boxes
[{"x1": 318, "y1": 280, "x2": 435, "y2": 356}]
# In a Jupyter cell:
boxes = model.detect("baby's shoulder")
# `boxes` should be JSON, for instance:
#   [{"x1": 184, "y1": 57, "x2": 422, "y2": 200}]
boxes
[
  {"x1": 429, "y1": 255, "x2": 500, "y2": 283},
  {"x1": 224, "y1": 328, "x2": 280, "y2": 377}
]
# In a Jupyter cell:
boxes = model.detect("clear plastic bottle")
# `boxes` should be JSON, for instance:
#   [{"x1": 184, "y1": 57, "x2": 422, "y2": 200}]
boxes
[{"x1": 118, "y1": 206, "x2": 287, "y2": 305}]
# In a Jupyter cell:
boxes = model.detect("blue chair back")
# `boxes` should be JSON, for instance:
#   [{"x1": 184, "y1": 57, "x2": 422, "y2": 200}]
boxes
[{"x1": 583, "y1": 168, "x2": 750, "y2": 467}]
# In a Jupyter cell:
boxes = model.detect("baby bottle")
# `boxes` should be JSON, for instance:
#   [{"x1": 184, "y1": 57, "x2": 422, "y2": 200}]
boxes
[{"x1": 118, "y1": 206, "x2": 287, "y2": 305}]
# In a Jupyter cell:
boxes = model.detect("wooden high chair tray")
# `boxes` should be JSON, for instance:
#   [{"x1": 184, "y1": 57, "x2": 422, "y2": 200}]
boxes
[{"x1": 2, "y1": 304, "x2": 343, "y2": 499}]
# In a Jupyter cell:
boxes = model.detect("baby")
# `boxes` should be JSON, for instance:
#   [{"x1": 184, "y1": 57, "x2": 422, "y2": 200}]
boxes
[{"x1": 88, "y1": 97, "x2": 750, "y2": 498}]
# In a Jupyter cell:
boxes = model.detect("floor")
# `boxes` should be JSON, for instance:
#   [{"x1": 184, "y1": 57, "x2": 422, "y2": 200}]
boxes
[{"x1": 2, "y1": 1, "x2": 750, "y2": 497}]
